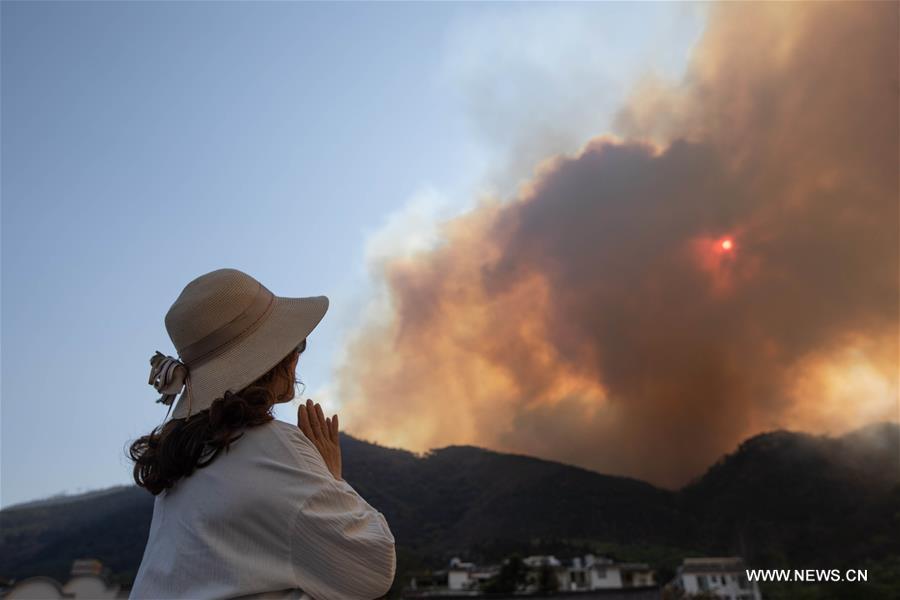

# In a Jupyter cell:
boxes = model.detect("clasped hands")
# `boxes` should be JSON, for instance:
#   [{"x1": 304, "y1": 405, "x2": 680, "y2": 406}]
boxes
[{"x1": 298, "y1": 399, "x2": 342, "y2": 481}]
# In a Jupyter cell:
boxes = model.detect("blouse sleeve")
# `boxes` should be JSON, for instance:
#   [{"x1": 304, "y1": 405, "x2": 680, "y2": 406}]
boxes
[{"x1": 277, "y1": 424, "x2": 396, "y2": 600}]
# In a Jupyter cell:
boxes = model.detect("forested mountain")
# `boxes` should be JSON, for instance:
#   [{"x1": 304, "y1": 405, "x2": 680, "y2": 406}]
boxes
[{"x1": 2, "y1": 422, "x2": 897, "y2": 597}]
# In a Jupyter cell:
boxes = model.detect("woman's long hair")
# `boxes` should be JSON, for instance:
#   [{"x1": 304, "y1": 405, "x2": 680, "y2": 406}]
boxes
[{"x1": 129, "y1": 343, "x2": 304, "y2": 495}]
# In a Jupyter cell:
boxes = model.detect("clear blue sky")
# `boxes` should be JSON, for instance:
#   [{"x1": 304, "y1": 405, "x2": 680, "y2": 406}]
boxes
[{"x1": 1, "y1": 1, "x2": 705, "y2": 508}]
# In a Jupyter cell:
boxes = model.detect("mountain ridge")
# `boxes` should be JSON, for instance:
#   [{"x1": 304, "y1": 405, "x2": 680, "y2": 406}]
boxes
[
  {"x1": 1, "y1": 421, "x2": 897, "y2": 593},
  {"x1": 7, "y1": 420, "x2": 895, "y2": 512}
]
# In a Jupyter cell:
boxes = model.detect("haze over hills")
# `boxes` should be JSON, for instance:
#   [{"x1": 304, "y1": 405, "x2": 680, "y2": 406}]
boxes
[
  {"x1": 680, "y1": 422, "x2": 900, "y2": 566},
  {"x1": 1, "y1": 421, "x2": 898, "y2": 595}
]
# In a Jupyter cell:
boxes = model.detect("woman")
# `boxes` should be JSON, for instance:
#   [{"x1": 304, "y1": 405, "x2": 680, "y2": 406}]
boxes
[{"x1": 128, "y1": 268, "x2": 395, "y2": 600}]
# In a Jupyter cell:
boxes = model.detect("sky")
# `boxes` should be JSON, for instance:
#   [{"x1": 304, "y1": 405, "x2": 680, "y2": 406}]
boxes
[{"x1": 1, "y1": 1, "x2": 708, "y2": 508}]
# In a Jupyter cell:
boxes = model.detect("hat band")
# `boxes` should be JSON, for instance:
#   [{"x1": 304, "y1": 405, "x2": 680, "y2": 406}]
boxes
[{"x1": 178, "y1": 283, "x2": 276, "y2": 368}]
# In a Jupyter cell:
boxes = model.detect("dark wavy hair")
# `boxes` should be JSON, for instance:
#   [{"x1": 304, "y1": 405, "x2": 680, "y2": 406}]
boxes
[{"x1": 129, "y1": 341, "x2": 305, "y2": 495}]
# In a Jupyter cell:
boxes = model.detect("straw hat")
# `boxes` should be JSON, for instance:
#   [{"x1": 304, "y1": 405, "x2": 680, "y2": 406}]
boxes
[{"x1": 147, "y1": 268, "x2": 329, "y2": 420}]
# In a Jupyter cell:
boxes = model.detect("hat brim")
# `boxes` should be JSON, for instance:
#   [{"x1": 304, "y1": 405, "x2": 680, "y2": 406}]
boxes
[{"x1": 170, "y1": 294, "x2": 329, "y2": 420}]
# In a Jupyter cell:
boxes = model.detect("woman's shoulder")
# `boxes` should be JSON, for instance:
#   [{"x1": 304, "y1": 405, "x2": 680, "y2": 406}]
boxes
[
  {"x1": 251, "y1": 418, "x2": 320, "y2": 464},
  {"x1": 239, "y1": 419, "x2": 341, "y2": 502},
  {"x1": 265, "y1": 418, "x2": 311, "y2": 445}
]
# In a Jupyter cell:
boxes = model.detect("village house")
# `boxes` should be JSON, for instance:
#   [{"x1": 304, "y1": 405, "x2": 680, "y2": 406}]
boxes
[
  {"x1": 3, "y1": 559, "x2": 128, "y2": 599},
  {"x1": 407, "y1": 553, "x2": 657, "y2": 597},
  {"x1": 447, "y1": 557, "x2": 500, "y2": 592},
  {"x1": 668, "y1": 557, "x2": 761, "y2": 600},
  {"x1": 551, "y1": 554, "x2": 656, "y2": 591}
]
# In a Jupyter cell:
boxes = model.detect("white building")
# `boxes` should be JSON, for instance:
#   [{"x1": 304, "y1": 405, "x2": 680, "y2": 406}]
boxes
[
  {"x1": 522, "y1": 555, "x2": 562, "y2": 569},
  {"x1": 618, "y1": 562, "x2": 656, "y2": 587},
  {"x1": 554, "y1": 554, "x2": 656, "y2": 591},
  {"x1": 670, "y1": 557, "x2": 761, "y2": 600},
  {"x1": 446, "y1": 557, "x2": 499, "y2": 592},
  {"x1": 4, "y1": 559, "x2": 127, "y2": 599}
]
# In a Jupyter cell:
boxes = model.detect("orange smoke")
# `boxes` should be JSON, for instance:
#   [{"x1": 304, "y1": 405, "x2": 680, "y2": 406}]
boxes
[{"x1": 335, "y1": 2, "x2": 899, "y2": 487}]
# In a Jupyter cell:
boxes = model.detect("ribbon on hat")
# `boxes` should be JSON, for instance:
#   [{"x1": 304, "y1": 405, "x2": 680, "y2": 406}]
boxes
[{"x1": 148, "y1": 351, "x2": 188, "y2": 406}]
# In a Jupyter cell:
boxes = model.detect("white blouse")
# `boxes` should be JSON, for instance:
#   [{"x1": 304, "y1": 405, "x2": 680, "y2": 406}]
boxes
[{"x1": 130, "y1": 419, "x2": 396, "y2": 600}]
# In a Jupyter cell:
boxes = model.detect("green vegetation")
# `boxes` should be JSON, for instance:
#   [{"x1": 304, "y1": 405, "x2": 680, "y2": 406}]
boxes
[
  {"x1": 1, "y1": 423, "x2": 897, "y2": 599},
  {"x1": 482, "y1": 554, "x2": 527, "y2": 593}
]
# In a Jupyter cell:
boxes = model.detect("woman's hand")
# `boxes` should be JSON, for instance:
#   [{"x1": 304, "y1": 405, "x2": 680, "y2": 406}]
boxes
[{"x1": 298, "y1": 399, "x2": 342, "y2": 481}]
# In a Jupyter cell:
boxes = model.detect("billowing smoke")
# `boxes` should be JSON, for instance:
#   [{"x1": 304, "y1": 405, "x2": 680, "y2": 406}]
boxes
[{"x1": 335, "y1": 2, "x2": 898, "y2": 487}]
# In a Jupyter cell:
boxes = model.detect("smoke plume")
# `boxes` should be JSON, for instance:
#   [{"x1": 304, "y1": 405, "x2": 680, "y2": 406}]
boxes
[{"x1": 336, "y1": 2, "x2": 899, "y2": 487}]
